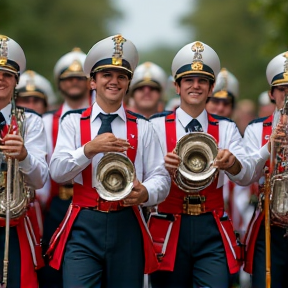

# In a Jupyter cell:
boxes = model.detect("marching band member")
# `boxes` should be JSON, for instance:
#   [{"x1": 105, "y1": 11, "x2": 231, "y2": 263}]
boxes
[
  {"x1": 128, "y1": 61, "x2": 167, "y2": 118},
  {"x1": 258, "y1": 90, "x2": 275, "y2": 118},
  {"x1": 244, "y1": 51, "x2": 288, "y2": 288},
  {"x1": 149, "y1": 41, "x2": 257, "y2": 288},
  {"x1": 206, "y1": 67, "x2": 238, "y2": 119},
  {"x1": 16, "y1": 70, "x2": 57, "y2": 115},
  {"x1": 0, "y1": 35, "x2": 48, "y2": 288},
  {"x1": 207, "y1": 68, "x2": 255, "y2": 287},
  {"x1": 40, "y1": 47, "x2": 91, "y2": 288},
  {"x1": 47, "y1": 34, "x2": 170, "y2": 288}
]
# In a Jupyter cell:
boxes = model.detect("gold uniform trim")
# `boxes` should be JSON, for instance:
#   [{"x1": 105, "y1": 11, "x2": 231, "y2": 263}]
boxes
[
  {"x1": 272, "y1": 74, "x2": 288, "y2": 86},
  {"x1": 0, "y1": 65, "x2": 18, "y2": 74},
  {"x1": 112, "y1": 35, "x2": 127, "y2": 67},
  {"x1": 213, "y1": 90, "x2": 228, "y2": 98},
  {"x1": 18, "y1": 91, "x2": 47, "y2": 100},
  {"x1": 112, "y1": 58, "x2": 123, "y2": 66},
  {"x1": 0, "y1": 57, "x2": 7, "y2": 66},
  {"x1": 175, "y1": 70, "x2": 215, "y2": 81},
  {"x1": 191, "y1": 62, "x2": 203, "y2": 71},
  {"x1": 132, "y1": 79, "x2": 162, "y2": 91},
  {"x1": 59, "y1": 71, "x2": 87, "y2": 79},
  {"x1": 92, "y1": 64, "x2": 133, "y2": 75}
]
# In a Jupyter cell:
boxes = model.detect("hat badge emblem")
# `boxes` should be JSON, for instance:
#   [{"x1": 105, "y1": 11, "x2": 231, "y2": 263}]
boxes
[
  {"x1": 112, "y1": 35, "x2": 127, "y2": 66},
  {"x1": 143, "y1": 62, "x2": 152, "y2": 81},
  {"x1": 214, "y1": 68, "x2": 228, "y2": 98},
  {"x1": 26, "y1": 70, "x2": 36, "y2": 92},
  {"x1": 191, "y1": 41, "x2": 204, "y2": 71},
  {"x1": 68, "y1": 59, "x2": 83, "y2": 72},
  {"x1": 283, "y1": 51, "x2": 288, "y2": 80},
  {"x1": 0, "y1": 35, "x2": 8, "y2": 66}
]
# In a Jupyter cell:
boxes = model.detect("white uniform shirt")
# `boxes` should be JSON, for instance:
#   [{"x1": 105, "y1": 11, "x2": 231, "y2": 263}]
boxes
[
  {"x1": 0, "y1": 104, "x2": 48, "y2": 189},
  {"x1": 37, "y1": 101, "x2": 90, "y2": 203},
  {"x1": 242, "y1": 110, "x2": 279, "y2": 184},
  {"x1": 49, "y1": 103, "x2": 171, "y2": 207},
  {"x1": 151, "y1": 107, "x2": 256, "y2": 187}
]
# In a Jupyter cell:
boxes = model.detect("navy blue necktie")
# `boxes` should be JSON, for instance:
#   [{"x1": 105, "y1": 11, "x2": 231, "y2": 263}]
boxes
[
  {"x1": 185, "y1": 118, "x2": 203, "y2": 132},
  {"x1": 97, "y1": 113, "x2": 118, "y2": 135},
  {"x1": 0, "y1": 112, "x2": 6, "y2": 131}
]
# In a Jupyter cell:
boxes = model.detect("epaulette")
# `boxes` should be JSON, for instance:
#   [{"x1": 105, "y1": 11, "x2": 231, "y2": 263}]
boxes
[
  {"x1": 149, "y1": 110, "x2": 174, "y2": 120},
  {"x1": 126, "y1": 110, "x2": 148, "y2": 121},
  {"x1": 18, "y1": 106, "x2": 42, "y2": 118},
  {"x1": 210, "y1": 113, "x2": 233, "y2": 122},
  {"x1": 248, "y1": 116, "x2": 270, "y2": 126},
  {"x1": 61, "y1": 108, "x2": 86, "y2": 121}
]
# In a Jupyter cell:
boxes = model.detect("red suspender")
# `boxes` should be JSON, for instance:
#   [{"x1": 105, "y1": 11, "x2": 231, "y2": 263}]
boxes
[
  {"x1": 80, "y1": 106, "x2": 93, "y2": 185},
  {"x1": 52, "y1": 105, "x2": 63, "y2": 149},
  {"x1": 165, "y1": 113, "x2": 177, "y2": 152},
  {"x1": 207, "y1": 114, "x2": 219, "y2": 143},
  {"x1": 262, "y1": 115, "x2": 273, "y2": 170},
  {"x1": 79, "y1": 107, "x2": 138, "y2": 185},
  {"x1": 165, "y1": 112, "x2": 219, "y2": 151},
  {"x1": 125, "y1": 112, "x2": 138, "y2": 162}
]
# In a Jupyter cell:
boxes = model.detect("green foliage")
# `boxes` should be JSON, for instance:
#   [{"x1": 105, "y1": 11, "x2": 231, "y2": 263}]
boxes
[
  {"x1": 249, "y1": 0, "x2": 288, "y2": 54},
  {"x1": 180, "y1": 0, "x2": 272, "y2": 103},
  {"x1": 0, "y1": 0, "x2": 122, "y2": 89}
]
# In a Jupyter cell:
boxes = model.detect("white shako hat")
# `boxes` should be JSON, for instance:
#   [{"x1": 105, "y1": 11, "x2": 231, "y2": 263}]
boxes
[
  {"x1": 258, "y1": 91, "x2": 271, "y2": 106},
  {"x1": 54, "y1": 47, "x2": 87, "y2": 81},
  {"x1": 130, "y1": 62, "x2": 167, "y2": 92},
  {"x1": 84, "y1": 34, "x2": 139, "y2": 79},
  {"x1": 16, "y1": 70, "x2": 57, "y2": 106},
  {"x1": 212, "y1": 68, "x2": 239, "y2": 99},
  {"x1": 266, "y1": 51, "x2": 288, "y2": 86},
  {"x1": 0, "y1": 35, "x2": 26, "y2": 82},
  {"x1": 171, "y1": 41, "x2": 220, "y2": 82}
]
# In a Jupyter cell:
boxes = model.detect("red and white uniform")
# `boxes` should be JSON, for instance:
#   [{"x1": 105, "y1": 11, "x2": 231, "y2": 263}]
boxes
[
  {"x1": 46, "y1": 103, "x2": 171, "y2": 274},
  {"x1": 149, "y1": 107, "x2": 260, "y2": 274},
  {"x1": 243, "y1": 113, "x2": 274, "y2": 273},
  {"x1": 0, "y1": 104, "x2": 48, "y2": 288},
  {"x1": 37, "y1": 100, "x2": 90, "y2": 207}
]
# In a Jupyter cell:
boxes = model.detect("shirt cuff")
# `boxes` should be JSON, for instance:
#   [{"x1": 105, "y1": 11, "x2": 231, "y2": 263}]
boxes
[
  {"x1": 70, "y1": 146, "x2": 91, "y2": 167},
  {"x1": 225, "y1": 161, "x2": 246, "y2": 182},
  {"x1": 141, "y1": 182, "x2": 157, "y2": 207},
  {"x1": 19, "y1": 154, "x2": 32, "y2": 173},
  {"x1": 259, "y1": 142, "x2": 270, "y2": 162}
]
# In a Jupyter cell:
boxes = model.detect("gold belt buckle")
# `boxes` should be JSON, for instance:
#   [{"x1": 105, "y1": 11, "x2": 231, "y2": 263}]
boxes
[
  {"x1": 59, "y1": 185, "x2": 73, "y2": 200},
  {"x1": 183, "y1": 195, "x2": 206, "y2": 215}
]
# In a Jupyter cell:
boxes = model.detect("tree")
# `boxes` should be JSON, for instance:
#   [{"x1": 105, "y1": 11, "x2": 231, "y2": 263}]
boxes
[
  {"x1": 1, "y1": 0, "x2": 122, "y2": 89},
  {"x1": 181, "y1": 0, "x2": 271, "y2": 102},
  {"x1": 249, "y1": 0, "x2": 288, "y2": 54}
]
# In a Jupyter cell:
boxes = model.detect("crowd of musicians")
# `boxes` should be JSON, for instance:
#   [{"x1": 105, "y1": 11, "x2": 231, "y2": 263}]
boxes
[{"x1": 0, "y1": 33, "x2": 287, "y2": 288}]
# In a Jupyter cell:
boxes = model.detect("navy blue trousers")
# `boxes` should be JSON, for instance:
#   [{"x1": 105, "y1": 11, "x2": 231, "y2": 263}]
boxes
[
  {"x1": 0, "y1": 226, "x2": 21, "y2": 288},
  {"x1": 252, "y1": 225, "x2": 288, "y2": 288},
  {"x1": 150, "y1": 213, "x2": 229, "y2": 288},
  {"x1": 63, "y1": 207, "x2": 144, "y2": 288},
  {"x1": 39, "y1": 196, "x2": 71, "y2": 288}
]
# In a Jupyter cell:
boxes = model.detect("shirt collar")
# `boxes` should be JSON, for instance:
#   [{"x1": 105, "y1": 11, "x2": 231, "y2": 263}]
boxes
[
  {"x1": 61, "y1": 100, "x2": 90, "y2": 117},
  {"x1": 91, "y1": 101, "x2": 126, "y2": 122},
  {"x1": 176, "y1": 107, "x2": 207, "y2": 131},
  {"x1": 0, "y1": 103, "x2": 12, "y2": 124}
]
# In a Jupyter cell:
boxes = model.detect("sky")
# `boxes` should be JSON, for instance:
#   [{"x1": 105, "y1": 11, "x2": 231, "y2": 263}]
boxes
[{"x1": 110, "y1": 0, "x2": 194, "y2": 51}]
